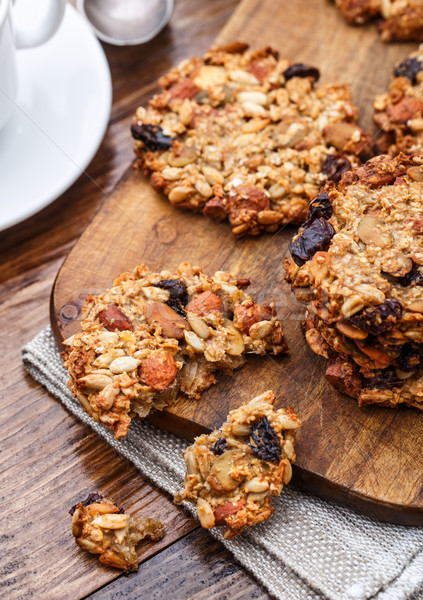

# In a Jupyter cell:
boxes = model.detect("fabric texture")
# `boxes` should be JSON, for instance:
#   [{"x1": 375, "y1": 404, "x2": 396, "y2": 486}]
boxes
[{"x1": 22, "y1": 326, "x2": 423, "y2": 600}]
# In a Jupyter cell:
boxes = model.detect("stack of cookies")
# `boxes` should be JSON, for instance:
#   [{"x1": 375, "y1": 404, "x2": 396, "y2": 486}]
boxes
[{"x1": 285, "y1": 153, "x2": 423, "y2": 409}]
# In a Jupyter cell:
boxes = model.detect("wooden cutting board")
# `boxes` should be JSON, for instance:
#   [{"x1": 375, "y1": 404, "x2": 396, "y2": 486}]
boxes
[{"x1": 51, "y1": 0, "x2": 423, "y2": 525}]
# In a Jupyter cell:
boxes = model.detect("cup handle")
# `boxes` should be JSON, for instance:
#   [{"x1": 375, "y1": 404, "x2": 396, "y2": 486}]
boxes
[{"x1": 13, "y1": 0, "x2": 66, "y2": 49}]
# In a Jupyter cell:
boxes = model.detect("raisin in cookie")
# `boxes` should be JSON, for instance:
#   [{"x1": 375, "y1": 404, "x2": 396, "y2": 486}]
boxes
[
  {"x1": 285, "y1": 153, "x2": 423, "y2": 409},
  {"x1": 131, "y1": 43, "x2": 373, "y2": 236},
  {"x1": 62, "y1": 262, "x2": 288, "y2": 439},
  {"x1": 70, "y1": 493, "x2": 163, "y2": 572},
  {"x1": 174, "y1": 390, "x2": 300, "y2": 539}
]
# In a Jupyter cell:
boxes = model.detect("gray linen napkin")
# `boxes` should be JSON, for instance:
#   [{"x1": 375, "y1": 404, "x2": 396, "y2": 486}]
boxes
[{"x1": 22, "y1": 326, "x2": 423, "y2": 600}]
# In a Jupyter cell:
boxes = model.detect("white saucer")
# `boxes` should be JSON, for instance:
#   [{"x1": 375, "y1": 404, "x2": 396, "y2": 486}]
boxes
[{"x1": 0, "y1": 4, "x2": 112, "y2": 232}]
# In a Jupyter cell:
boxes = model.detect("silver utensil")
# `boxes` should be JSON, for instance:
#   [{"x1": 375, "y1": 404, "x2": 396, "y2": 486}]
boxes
[{"x1": 76, "y1": 0, "x2": 173, "y2": 46}]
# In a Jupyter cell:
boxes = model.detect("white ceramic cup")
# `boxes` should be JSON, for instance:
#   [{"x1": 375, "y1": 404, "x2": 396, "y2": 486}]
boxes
[{"x1": 0, "y1": 0, "x2": 66, "y2": 129}]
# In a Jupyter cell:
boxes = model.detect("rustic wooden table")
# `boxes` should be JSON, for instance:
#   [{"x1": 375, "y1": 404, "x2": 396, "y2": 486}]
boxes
[{"x1": 0, "y1": 0, "x2": 270, "y2": 597}]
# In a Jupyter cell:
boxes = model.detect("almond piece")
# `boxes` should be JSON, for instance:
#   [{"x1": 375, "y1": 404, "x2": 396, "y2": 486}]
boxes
[
  {"x1": 357, "y1": 216, "x2": 392, "y2": 248},
  {"x1": 186, "y1": 291, "x2": 223, "y2": 316},
  {"x1": 214, "y1": 499, "x2": 246, "y2": 524},
  {"x1": 207, "y1": 449, "x2": 244, "y2": 492},
  {"x1": 234, "y1": 302, "x2": 272, "y2": 333},
  {"x1": 336, "y1": 321, "x2": 368, "y2": 340},
  {"x1": 139, "y1": 351, "x2": 178, "y2": 391},
  {"x1": 98, "y1": 305, "x2": 133, "y2": 332},
  {"x1": 144, "y1": 300, "x2": 187, "y2": 339}
]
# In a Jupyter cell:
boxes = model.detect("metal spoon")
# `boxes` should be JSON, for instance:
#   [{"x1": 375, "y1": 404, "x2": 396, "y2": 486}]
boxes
[{"x1": 76, "y1": 0, "x2": 173, "y2": 46}]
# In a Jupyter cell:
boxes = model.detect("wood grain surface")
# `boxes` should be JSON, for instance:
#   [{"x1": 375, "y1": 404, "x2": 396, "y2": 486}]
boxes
[
  {"x1": 51, "y1": 0, "x2": 423, "y2": 526},
  {"x1": 0, "y1": 0, "x2": 278, "y2": 598}
]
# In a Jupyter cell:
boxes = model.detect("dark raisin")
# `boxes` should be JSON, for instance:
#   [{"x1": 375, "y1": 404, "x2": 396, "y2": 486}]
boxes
[
  {"x1": 396, "y1": 262, "x2": 423, "y2": 287},
  {"x1": 283, "y1": 63, "x2": 320, "y2": 83},
  {"x1": 131, "y1": 123, "x2": 174, "y2": 151},
  {"x1": 397, "y1": 343, "x2": 422, "y2": 372},
  {"x1": 289, "y1": 218, "x2": 335, "y2": 266},
  {"x1": 394, "y1": 57, "x2": 422, "y2": 84},
  {"x1": 321, "y1": 152, "x2": 351, "y2": 184},
  {"x1": 248, "y1": 417, "x2": 281, "y2": 463},
  {"x1": 307, "y1": 192, "x2": 332, "y2": 223},
  {"x1": 365, "y1": 367, "x2": 403, "y2": 390},
  {"x1": 348, "y1": 299, "x2": 403, "y2": 335},
  {"x1": 212, "y1": 438, "x2": 228, "y2": 455},
  {"x1": 69, "y1": 492, "x2": 103, "y2": 515},
  {"x1": 155, "y1": 279, "x2": 188, "y2": 317}
]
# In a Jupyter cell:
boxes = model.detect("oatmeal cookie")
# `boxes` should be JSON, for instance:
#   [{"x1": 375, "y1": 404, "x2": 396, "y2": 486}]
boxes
[
  {"x1": 334, "y1": 0, "x2": 423, "y2": 41},
  {"x1": 131, "y1": 43, "x2": 373, "y2": 236},
  {"x1": 174, "y1": 390, "x2": 300, "y2": 539},
  {"x1": 285, "y1": 153, "x2": 423, "y2": 409},
  {"x1": 374, "y1": 46, "x2": 423, "y2": 155},
  {"x1": 62, "y1": 262, "x2": 288, "y2": 439},
  {"x1": 70, "y1": 493, "x2": 164, "y2": 572}
]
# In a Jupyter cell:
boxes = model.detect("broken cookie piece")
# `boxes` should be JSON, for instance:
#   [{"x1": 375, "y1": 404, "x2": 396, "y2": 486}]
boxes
[
  {"x1": 61, "y1": 262, "x2": 288, "y2": 439},
  {"x1": 285, "y1": 153, "x2": 423, "y2": 410},
  {"x1": 70, "y1": 493, "x2": 164, "y2": 572},
  {"x1": 131, "y1": 43, "x2": 373, "y2": 236},
  {"x1": 174, "y1": 390, "x2": 300, "y2": 539}
]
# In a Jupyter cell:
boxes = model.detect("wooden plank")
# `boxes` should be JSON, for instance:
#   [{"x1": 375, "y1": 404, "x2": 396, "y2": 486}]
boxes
[
  {"x1": 87, "y1": 529, "x2": 270, "y2": 600},
  {"x1": 50, "y1": 0, "x2": 423, "y2": 525}
]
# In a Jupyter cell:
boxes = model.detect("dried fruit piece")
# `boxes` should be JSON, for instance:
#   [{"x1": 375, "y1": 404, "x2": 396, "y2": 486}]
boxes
[
  {"x1": 70, "y1": 493, "x2": 105, "y2": 516},
  {"x1": 366, "y1": 367, "x2": 403, "y2": 390},
  {"x1": 283, "y1": 63, "x2": 320, "y2": 82},
  {"x1": 397, "y1": 344, "x2": 422, "y2": 372},
  {"x1": 307, "y1": 192, "x2": 332, "y2": 223},
  {"x1": 98, "y1": 305, "x2": 133, "y2": 332},
  {"x1": 212, "y1": 438, "x2": 228, "y2": 455},
  {"x1": 394, "y1": 57, "x2": 423, "y2": 83},
  {"x1": 321, "y1": 152, "x2": 351, "y2": 183},
  {"x1": 289, "y1": 218, "x2": 335, "y2": 266},
  {"x1": 131, "y1": 123, "x2": 174, "y2": 151},
  {"x1": 155, "y1": 278, "x2": 188, "y2": 317},
  {"x1": 348, "y1": 300, "x2": 403, "y2": 335},
  {"x1": 248, "y1": 416, "x2": 281, "y2": 463},
  {"x1": 397, "y1": 262, "x2": 423, "y2": 286}
]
